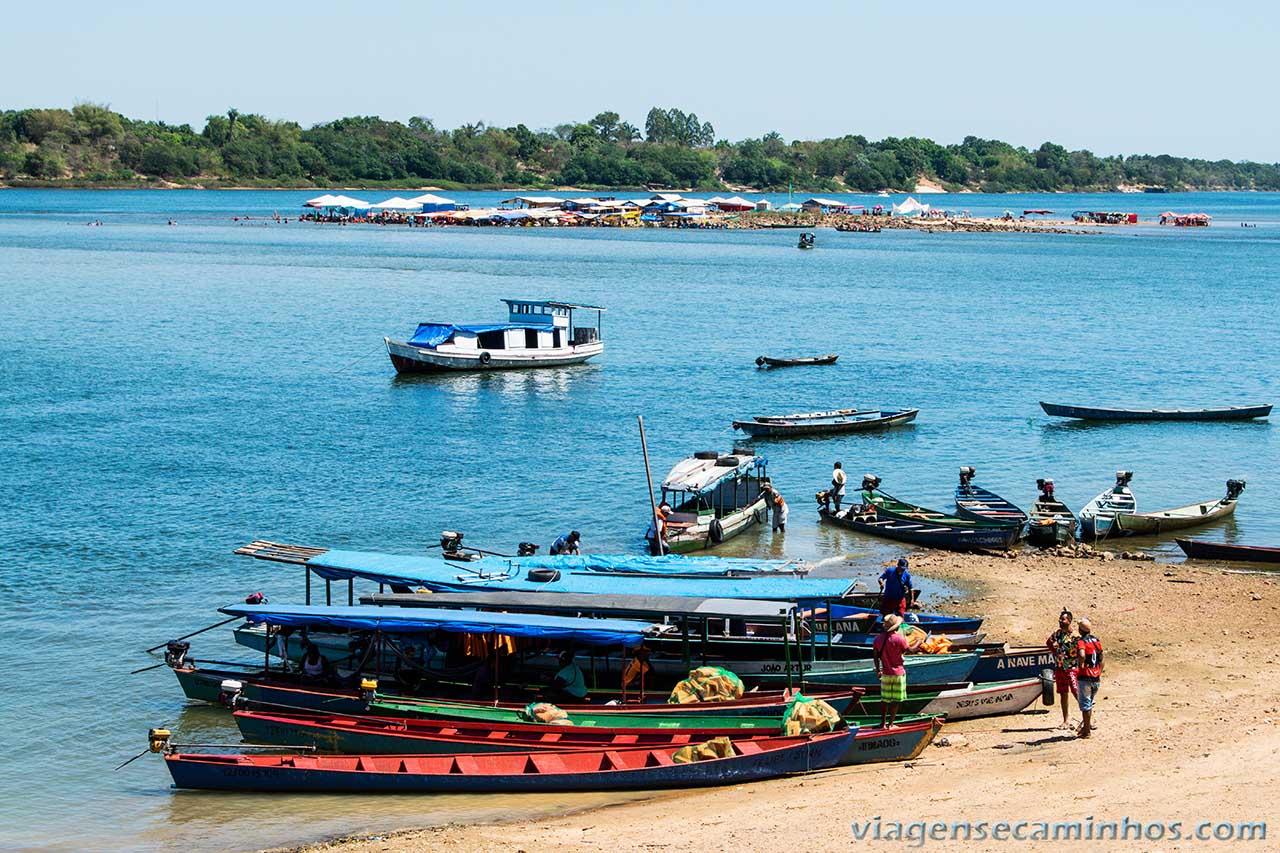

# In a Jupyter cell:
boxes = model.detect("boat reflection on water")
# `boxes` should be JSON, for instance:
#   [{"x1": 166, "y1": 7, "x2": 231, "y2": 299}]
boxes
[{"x1": 391, "y1": 363, "x2": 598, "y2": 399}]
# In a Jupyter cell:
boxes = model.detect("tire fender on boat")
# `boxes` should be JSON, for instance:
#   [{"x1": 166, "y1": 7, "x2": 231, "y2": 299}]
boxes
[
  {"x1": 479, "y1": 351, "x2": 492, "y2": 365},
  {"x1": 709, "y1": 518, "x2": 725, "y2": 543},
  {"x1": 753, "y1": 506, "x2": 767, "y2": 525}
]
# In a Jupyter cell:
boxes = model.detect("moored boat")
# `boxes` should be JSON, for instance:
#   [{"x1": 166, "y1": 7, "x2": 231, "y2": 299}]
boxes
[
  {"x1": 1079, "y1": 471, "x2": 1136, "y2": 539},
  {"x1": 1176, "y1": 539, "x2": 1280, "y2": 564},
  {"x1": 1040, "y1": 402, "x2": 1272, "y2": 421},
  {"x1": 1027, "y1": 478, "x2": 1077, "y2": 547},
  {"x1": 954, "y1": 467, "x2": 1028, "y2": 528},
  {"x1": 819, "y1": 506, "x2": 1015, "y2": 552},
  {"x1": 856, "y1": 678, "x2": 1042, "y2": 721},
  {"x1": 733, "y1": 408, "x2": 917, "y2": 438},
  {"x1": 837, "y1": 717, "x2": 941, "y2": 765},
  {"x1": 754, "y1": 354, "x2": 838, "y2": 368},
  {"x1": 1112, "y1": 480, "x2": 1244, "y2": 536},
  {"x1": 162, "y1": 730, "x2": 855, "y2": 792},
  {"x1": 384, "y1": 299, "x2": 605, "y2": 373},
  {"x1": 649, "y1": 451, "x2": 769, "y2": 553}
]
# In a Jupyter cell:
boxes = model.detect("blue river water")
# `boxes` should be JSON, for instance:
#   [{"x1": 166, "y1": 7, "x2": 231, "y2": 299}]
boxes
[{"x1": 0, "y1": 189, "x2": 1277, "y2": 851}]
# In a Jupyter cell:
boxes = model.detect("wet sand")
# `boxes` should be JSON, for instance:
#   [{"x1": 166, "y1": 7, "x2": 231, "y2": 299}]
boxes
[{"x1": 286, "y1": 550, "x2": 1280, "y2": 852}]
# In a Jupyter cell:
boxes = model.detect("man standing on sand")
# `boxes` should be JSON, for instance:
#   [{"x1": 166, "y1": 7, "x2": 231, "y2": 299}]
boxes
[
  {"x1": 878, "y1": 557, "x2": 913, "y2": 616},
  {"x1": 831, "y1": 462, "x2": 847, "y2": 513},
  {"x1": 873, "y1": 614, "x2": 909, "y2": 728},
  {"x1": 1076, "y1": 617, "x2": 1104, "y2": 738},
  {"x1": 1046, "y1": 608, "x2": 1078, "y2": 729}
]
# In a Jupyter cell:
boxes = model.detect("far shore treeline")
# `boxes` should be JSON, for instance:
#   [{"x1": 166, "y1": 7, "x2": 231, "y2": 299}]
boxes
[{"x1": 3, "y1": 103, "x2": 1278, "y2": 193}]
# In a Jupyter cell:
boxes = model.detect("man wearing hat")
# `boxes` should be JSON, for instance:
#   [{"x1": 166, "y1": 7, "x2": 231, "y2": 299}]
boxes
[
  {"x1": 873, "y1": 613, "x2": 909, "y2": 728},
  {"x1": 878, "y1": 557, "x2": 914, "y2": 616}
]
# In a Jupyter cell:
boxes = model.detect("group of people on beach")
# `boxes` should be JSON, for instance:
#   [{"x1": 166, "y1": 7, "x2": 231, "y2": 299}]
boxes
[{"x1": 1046, "y1": 608, "x2": 1104, "y2": 738}]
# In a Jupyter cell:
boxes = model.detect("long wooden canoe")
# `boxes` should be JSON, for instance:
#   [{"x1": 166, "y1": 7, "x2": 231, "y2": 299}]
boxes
[
  {"x1": 734, "y1": 408, "x2": 918, "y2": 438},
  {"x1": 859, "y1": 483, "x2": 1022, "y2": 547},
  {"x1": 164, "y1": 730, "x2": 855, "y2": 792},
  {"x1": 820, "y1": 507, "x2": 1018, "y2": 552},
  {"x1": 954, "y1": 469, "x2": 1028, "y2": 528},
  {"x1": 368, "y1": 698, "x2": 793, "y2": 730},
  {"x1": 1027, "y1": 480, "x2": 1077, "y2": 547},
  {"x1": 837, "y1": 717, "x2": 941, "y2": 765},
  {"x1": 756, "y1": 354, "x2": 839, "y2": 368},
  {"x1": 1176, "y1": 539, "x2": 1280, "y2": 564},
  {"x1": 1113, "y1": 480, "x2": 1244, "y2": 535},
  {"x1": 855, "y1": 678, "x2": 1042, "y2": 721},
  {"x1": 1040, "y1": 402, "x2": 1272, "y2": 421},
  {"x1": 1079, "y1": 472, "x2": 1136, "y2": 539}
]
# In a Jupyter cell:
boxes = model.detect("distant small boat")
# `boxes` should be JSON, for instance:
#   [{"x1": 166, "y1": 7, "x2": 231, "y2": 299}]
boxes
[
  {"x1": 1040, "y1": 402, "x2": 1272, "y2": 422},
  {"x1": 1027, "y1": 478, "x2": 1077, "y2": 547},
  {"x1": 1177, "y1": 539, "x2": 1280, "y2": 564},
  {"x1": 756, "y1": 354, "x2": 839, "y2": 368},
  {"x1": 1113, "y1": 480, "x2": 1245, "y2": 536},
  {"x1": 1079, "y1": 471, "x2": 1136, "y2": 539},
  {"x1": 954, "y1": 467, "x2": 1028, "y2": 528},
  {"x1": 733, "y1": 407, "x2": 917, "y2": 438}
]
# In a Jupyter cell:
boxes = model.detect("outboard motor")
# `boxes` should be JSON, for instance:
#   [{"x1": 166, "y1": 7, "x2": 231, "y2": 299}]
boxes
[
  {"x1": 359, "y1": 678, "x2": 379, "y2": 704},
  {"x1": 1114, "y1": 470, "x2": 1134, "y2": 491},
  {"x1": 959, "y1": 466, "x2": 976, "y2": 488},
  {"x1": 1036, "y1": 478, "x2": 1056, "y2": 500},
  {"x1": 440, "y1": 530, "x2": 465, "y2": 555},
  {"x1": 861, "y1": 474, "x2": 882, "y2": 492},
  {"x1": 1226, "y1": 479, "x2": 1246, "y2": 500},
  {"x1": 517, "y1": 542, "x2": 539, "y2": 556},
  {"x1": 217, "y1": 679, "x2": 244, "y2": 708},
  {"x1": 163, "y1": 640, "x2": 190, "y2": 669}
]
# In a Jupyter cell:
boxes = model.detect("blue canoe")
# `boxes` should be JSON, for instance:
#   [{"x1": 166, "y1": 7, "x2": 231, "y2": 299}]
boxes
[
  {"x1": 163, "y1": 730, "x2": 855, "y2": 792},
  {"x1": 751, "y1": 652, "x2": 980, "y2": 688}
]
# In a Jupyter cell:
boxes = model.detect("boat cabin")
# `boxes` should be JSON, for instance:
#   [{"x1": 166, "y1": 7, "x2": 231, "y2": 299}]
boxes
[
  {"x1": 406, "y1": 300, "x2": 605, "y2": 353},
  {"x1": 660, "y1": 453, "x2": 768, "y2": 526}
]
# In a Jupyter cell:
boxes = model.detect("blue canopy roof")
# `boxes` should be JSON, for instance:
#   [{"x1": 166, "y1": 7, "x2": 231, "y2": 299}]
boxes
[
  {"x1": 220, "y1": 603, "x2": 663, "y2": 647},
  {"x1": 407, "y1": 322, "x2": 555, "y2": 348},
  {"x1": 505, "y1": 553, "x2": 798, "y2": 576},
  {"x1": 304, "y1": 550, "x2": 856, "y2": 601}
]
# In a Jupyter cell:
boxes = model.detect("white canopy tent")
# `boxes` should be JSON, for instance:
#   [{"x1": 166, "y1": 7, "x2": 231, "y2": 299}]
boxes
[
  {"x1": 302, "y1": 194, "x2": 341, "y2": 208},
  {"x1": 327, "y1": 194, "x2": 372, "y2": 210},
  {"x1": 370, "y1": 196, "x2": 424, "y2": 211},
  {"x1": 892, "y1": 196, "x2": 931, "y2": 217}
]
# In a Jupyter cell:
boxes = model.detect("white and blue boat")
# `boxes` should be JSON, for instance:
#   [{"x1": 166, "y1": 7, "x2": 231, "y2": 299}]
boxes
[
  {"x1": 1079, "y1": 470, "x2": 1136, "y2": 539},
  {"x1": 385, "y1": 299, "x2": 605, "y2": 373}
]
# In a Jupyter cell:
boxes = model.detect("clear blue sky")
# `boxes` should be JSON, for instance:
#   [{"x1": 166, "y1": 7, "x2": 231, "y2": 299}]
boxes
[{"x1": 4, "y1": 0, "x2": 1276, "y2": 161}]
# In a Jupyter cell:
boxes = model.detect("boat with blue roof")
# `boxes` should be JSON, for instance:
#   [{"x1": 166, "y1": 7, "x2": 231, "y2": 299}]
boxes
[{"x1": 384, "y1": 298, "x2": 605, "y2": 372}]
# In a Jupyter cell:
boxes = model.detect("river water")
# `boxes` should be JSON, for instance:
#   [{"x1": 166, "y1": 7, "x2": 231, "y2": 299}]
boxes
[{"x1": 1, "y1": 189, "x2": 1276, "y2": 850}]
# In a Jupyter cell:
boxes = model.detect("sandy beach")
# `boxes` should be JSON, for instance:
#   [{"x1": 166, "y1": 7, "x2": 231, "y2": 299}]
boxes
[{"x1": 284, "y1": 551, "x2": 1280, "y2": 852}]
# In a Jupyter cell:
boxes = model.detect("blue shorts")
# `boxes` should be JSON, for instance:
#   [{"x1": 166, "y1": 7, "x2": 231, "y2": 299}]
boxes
[{"x1": 1077, "y1": 677, "x2": 1100, "y2": 711}]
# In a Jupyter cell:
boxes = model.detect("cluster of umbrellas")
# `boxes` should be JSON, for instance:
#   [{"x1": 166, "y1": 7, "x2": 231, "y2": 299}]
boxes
[{"x1": 302, "y1": 193, "x2": 455, "y2": 212}]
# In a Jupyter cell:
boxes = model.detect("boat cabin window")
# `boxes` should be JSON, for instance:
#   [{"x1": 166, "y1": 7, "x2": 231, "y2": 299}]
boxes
[
  {"x1": 524, "y1": 329, "x2": 539, "y2": 349},
  {"x1": 477, "y1": 331, "x2": 506, "y2": 350}
]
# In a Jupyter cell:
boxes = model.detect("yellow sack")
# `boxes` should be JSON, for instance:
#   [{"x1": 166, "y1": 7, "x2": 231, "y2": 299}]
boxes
[
  {"x1": 782, "y1": 697, "x2": 842, "y2": 736},
  {"x1": 672, "y1": 737, "x2": 734, "y2": 764},
  {"x1": 668, "y1": 666, "x2": 744, "y2": 704},
  {"x1": 524, "y1": 702, "x2": 573, "y2": 724}
]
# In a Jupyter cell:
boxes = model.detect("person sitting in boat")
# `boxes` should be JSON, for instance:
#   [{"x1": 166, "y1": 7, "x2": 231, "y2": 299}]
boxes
[
  {"x1": 549, "y1": 650, "x2": 589, "y2": 704},
  {"x1": 549, "y1": 530, "x2": 582, "y2": 556},
  {"x1": 878, "y1": 558, "x2": 914, "y2": 616},
  {"x1": 298, "y1": 642, "x2": 335, "y2": 685}
]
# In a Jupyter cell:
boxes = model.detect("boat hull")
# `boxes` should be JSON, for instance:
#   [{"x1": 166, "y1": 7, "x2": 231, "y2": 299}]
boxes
[
  {"x1": 164, "y1": 731, "x2": 854, "y2": 792},
  {"x1": 734, "y1": 409, "x2": 918, "y2": 438},
  {"x1": 954, "y1": 485, "x2": 1028, "y2": 528},
  {"x1": 665, "y1": 499, "x2": 767, "y2": 553},
  {"x1": 758, "y1": 355, "x2": 838, "y2": 368},
  {"x1": 836, "y1": 718, "x2": 942, "y2": 765},
  {"x1": 749, "y1": 652, "x2": 979, "y2": 688},
  {"x1": 385, "y1": 337, "x2": 602, "y2": 373},
  {"x1": 1040, "y1": 402, "x2": 1272, "y2": 421},
  {"x1": 820, "y1": 508, "x2": 1018, "y2": 551},
  {"x1": 1113, "y1": 499, "x2": 1236, "y2": 535},
  {"x1": 1176, "y1": 539, "x2": 1280, "y2": 564},
  {"x1": 968, "y1": 647, "x2": 1056, "y2": 684}
]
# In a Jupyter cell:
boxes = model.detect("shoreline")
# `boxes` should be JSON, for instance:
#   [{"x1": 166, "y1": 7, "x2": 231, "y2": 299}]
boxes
[{"x1": 273, "y1": 550, "x2": 1280, "y2": 853}]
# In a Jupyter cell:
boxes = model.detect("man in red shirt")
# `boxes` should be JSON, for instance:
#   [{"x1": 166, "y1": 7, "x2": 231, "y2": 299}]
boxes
[
  {"x1": 1075, "y1": 617, "x2": 1104, "y2": 738},
  {"x1": 872, "y1": 613, "x2": 909, "y2": 728}
]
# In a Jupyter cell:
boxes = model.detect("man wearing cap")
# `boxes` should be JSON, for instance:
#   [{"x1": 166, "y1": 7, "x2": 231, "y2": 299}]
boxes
[
  {"x1": 1075, "y1": 617, "x2": 1104, "y2": 738},
  {"x1": 878, "y1": 557, "x2": 914, "y2": 616},
  {"x1": 550, "y1": 530, "x2": 581, "y2": 556},
  {"x1": 1045, "y1": 608, "x2": 1078, "y2": 729},
  {"x1": 873, "y1": 614, "x2": 909, "y2": 728}
]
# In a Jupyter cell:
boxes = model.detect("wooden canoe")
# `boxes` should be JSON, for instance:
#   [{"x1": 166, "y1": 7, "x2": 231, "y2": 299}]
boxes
[
  {"x1": 1027, "y1": 486, "x2": 1077, "y2": 547},
  {"x1": 837, "y1": 718, "x2": 941, "y2": 765},
  {"x1": 1040, "y1": 402, "x2": 1272, "y2": 421},
  {"x1": 1113, "y1": 480, "x2": 1244, "y2": 535},
  {"x1": 1079, "y1": 473, "x2": 1136, "y2": 539},
  {"x1": 163, "y1": 730, "x2": 855, "y2": 792},
  {"x1": 820, "y1": 507, "x2": 1019, "y2": 551},
  {"x1": 855, "y1": 678, "x2": 1042, "y2": 721},
  {"x1": 1177, "y1": 540, "x2": 1280, "y2": 564},
  {"x1": 734, "y1": 408, "x2": 917, "y2": 437},
  {"x1": 755, "y1": 354, "x2": 839, "y2": 368},
  {"x1": 954, "y1": 471, "x2": 1028, "y2": 528}
]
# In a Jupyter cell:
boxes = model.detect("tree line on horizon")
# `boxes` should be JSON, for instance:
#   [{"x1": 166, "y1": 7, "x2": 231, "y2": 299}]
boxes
[{"x1": 2, "y1": 103, "x2": 1277, "y2": 193}]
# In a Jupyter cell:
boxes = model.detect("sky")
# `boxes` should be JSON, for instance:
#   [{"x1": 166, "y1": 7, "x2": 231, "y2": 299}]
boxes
[{"x1": 3, "y1": 0, "x2": 1276, "y2": 162}]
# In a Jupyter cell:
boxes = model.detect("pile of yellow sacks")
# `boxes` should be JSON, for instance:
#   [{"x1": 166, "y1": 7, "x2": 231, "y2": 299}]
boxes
[
  {"x1": 781, "y1": 695, "x2": 843, "y2": 735},
  {"x1": 523, "y1": 702, "x2": 575, "y2": 725},
  {"x1": 668, "y1": 666, "x2": 744, "y2": 704},
  {"x1": 672, "y1": 736, "x2": 734, "y2": 764}
]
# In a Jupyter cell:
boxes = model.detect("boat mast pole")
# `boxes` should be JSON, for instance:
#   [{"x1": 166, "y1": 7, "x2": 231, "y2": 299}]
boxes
[{"x1": 638, "y1": 415, "x2": 662, "y2": 556}]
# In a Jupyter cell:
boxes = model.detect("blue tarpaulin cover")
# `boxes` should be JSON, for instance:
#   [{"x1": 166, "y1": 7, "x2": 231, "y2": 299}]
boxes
[
  {"x1": 219, "y1": 603, "x2": 661, "y2": 647},
  {"x1": 304, "y1": 550, "x2": 855, "y2": 600},
  {"x1": 514, "y1": 554, "x2": 795, "y2": 576},
  {"x1": 407, "y1": 322, "x2": 555, "y2": 348}
]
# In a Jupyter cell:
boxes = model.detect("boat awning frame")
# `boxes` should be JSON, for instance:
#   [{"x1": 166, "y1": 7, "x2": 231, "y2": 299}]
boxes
[
  {"x1": 360, "y1": 591, "x2": 797, "y2": 621},
  {"x1": 220, "y1": 603, "x2": 670, "y2": 647}
]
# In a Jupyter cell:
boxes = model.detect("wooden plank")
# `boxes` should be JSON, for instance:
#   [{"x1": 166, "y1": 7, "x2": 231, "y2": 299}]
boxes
[{"x1": 233, "y1": 540, "x2": 330, "y2": 565}]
